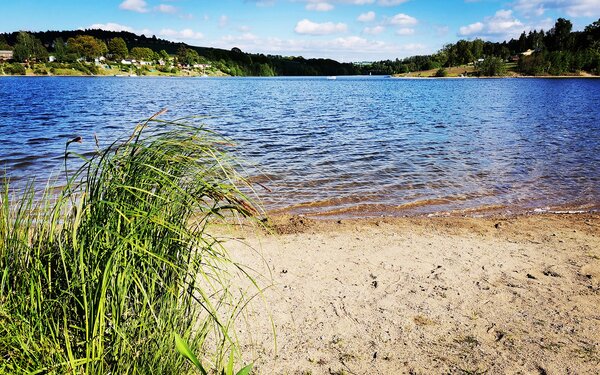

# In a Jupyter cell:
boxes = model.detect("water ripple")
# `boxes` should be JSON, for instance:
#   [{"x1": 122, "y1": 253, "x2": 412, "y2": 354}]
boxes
[{"x1": 1, "y1": 76, "x2": 600, "y2": 216}]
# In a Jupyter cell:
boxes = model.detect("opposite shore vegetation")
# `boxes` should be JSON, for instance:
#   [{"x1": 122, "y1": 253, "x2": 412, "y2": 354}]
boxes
[{"x1": 0, "y1": 17, "x2": 599, "y2": 78}]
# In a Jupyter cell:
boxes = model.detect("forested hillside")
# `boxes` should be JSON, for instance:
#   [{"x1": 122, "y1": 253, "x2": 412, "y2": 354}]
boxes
[
  {"x1": 0, "y1": 29, "x2": 360, "y2": 76},
  {"x1": 369, "y1": 18, "x2": 600, "y2": 76},
  {"x1": 1, "y1": 17, "x2": 598, "y2": 76}
]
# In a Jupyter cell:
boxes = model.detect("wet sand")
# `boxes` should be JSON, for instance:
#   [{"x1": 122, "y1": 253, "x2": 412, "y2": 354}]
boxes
[{"x1": 221, "y1": 213, "x2": 600, "y2": 374}]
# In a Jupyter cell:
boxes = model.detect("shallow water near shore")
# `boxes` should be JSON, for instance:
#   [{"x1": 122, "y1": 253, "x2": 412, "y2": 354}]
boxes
[{"x1": 1, "y1": 76, "x2": 599, "y2": 216}]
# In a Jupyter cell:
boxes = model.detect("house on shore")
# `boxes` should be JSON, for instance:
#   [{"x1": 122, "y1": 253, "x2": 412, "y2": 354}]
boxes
[
  {"x1": 0, "y1": 50, "x2": 14, "y2": 61},
  {"x1": 193, "y1": 63, "x2": 211, "y2": 69},
  {"x1": 521, "y1": 49, "x2": 535, "y2": 57}
]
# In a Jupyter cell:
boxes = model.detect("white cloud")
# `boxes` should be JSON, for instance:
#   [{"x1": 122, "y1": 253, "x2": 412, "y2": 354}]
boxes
[
  {"x1": 458, "y1": 10, "x2": 526, "y2": 38},
  {"x1": 219, "y1": 15, "x2": 229, "y2": 27},
  {"x1": 377, "y1": 0, "x2": 409, "y2": 5},
  {"x1": 119, "y1": 0, "x2": 148, "y2": 13},
  {"x1": 389, "y1": 13, "x2": 418, "y2": 26},
  {"x1": 306, "y1": 2, "x2": 335, "y2": 11},
  {"x1": 294, "y1": 19, "x2": 348, "y2": 35},
  {"x1": 155, "y1": 4, "x2": 177, "y2": 14},
  {"x1": 159, "y1": 28, "x2": 204, "y2": 42},
  {"x1": 459, "y1": 22, "x2": 484, "y2": 35},
  {"x1": 486, "y1": 10, "x2": 524, "y2": 34},
  {"x1": 297, "y1": 0, "x2": 412, "y2": 6},
  {"x1": 252, "y1": 0, "x2": 277, "y2": 6},
  {"x1": 87, "y1": 23, "x2": 152, "y2": 35},
  {"x1": 221, "y1": 33, "x2": 260, "y2": 43},
  {"x1": 458, "y1": 9, "x2": 532, "y2": 40},
  {"x1": 88, "y1": 23, "x2": 134, "y2": 32},
  {"x1": 514, "y1": 0, "x2": 600, "y2": 18},
  {"x1": 434, "y1": 25, "x2": 449, "y2": 37},
  {"x1": 213, "y1": 31, "x2": 429, "y2": 62},
  {"x1": 342, "y1": 0, "x2": 375, "y2": 4},
  {"x1": 396, "y1": 27, "x2": 415, "y2": 35},
  {"x1": 363, "y1": 25, "x2": 385, "y2": 34},
  {"x1": 563, "y1": 0, "x2": 600, "y2": 16},
  {"x1": 357, "y1": 11, "x2": 376, "y2": 22}
]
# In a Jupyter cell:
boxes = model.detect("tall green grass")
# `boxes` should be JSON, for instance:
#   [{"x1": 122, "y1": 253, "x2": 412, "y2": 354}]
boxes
[{"x1": 0, "y1": 112, "x2": 258, "y2": 374}]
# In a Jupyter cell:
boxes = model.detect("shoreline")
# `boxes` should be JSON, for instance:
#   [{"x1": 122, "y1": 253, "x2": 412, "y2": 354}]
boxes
[
  {"x1": 264, "y1": 202, "x2": 600, "y2": 221},
  {"x1": 392, "y1": 74, "x2": 600, "y2": 79},
  {"x1": 1, "y1": 73, "x2": 599, "y2": 79},
  {"x1": 224, "y1": 213, "x2": 600, "y2": 374}
]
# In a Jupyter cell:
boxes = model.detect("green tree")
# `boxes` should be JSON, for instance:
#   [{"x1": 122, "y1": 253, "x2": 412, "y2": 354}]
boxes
[
  {"x1": 443, "y1": 43, "x2": 458, "y2": 67},
  {"x1": 0, "y1": 35, "x2": 11, "y2": 50},
  {"x1": 499, "y1": 46, "x2": 511, "y2": 60},
  {"x1": 67, "y1": 35, "x2": 107, "y2": 60},
  {"x1": 517, "y1": 31, "x2": 528, "y2": 52},
  {"x1": 257, "y1": 63, "x2": 274, "y2": 76},
  {"x1": 4, "y1": 62, "x2": 26, "y2": 75},
  {"x1": 130, "y1": 47, "x2": 155, "y2": 61},
  {"x1": 13, "y1": 32, "x2": 47, "y2": 62},
  {"x1": 108, "y1": 37, "x2": 128, "y2": 60},
  {"x1": 479, "y1": 56, "x2": 506, "y2": 76},
  {"x1": 432, "y1": 50, "x2": 448, "y2": 68},
  {"x1": 518, "y1": 53, "x2": 547, "y2": 75},
  {"x1": 455, "y1": 40, "x2": 473, "y2": 64},
  {"x1": 547, "y1": 51, "x2": 569, "y2": 75},
  {"x1": 471, "y1": 39, "x2": 484, "y2": 60},
  {"x1": 52, "y1": 38, "x2": 67, "y2": 62},
  {"x1": 159, "y1": 49, "x2": 170, "y2": 61},
  {"x1": 176, "y1": 45, "x2": 188, "y2": 63},
  {"x1": 531, "y1": 30, "x2": 546, "y2": 51},
  {"x1": 177, "y1": 47, "x2": 200, "y2": 66},
  {"x1": 584, "y1": 19, "x2": 600, "y2": 50},
  {"x1": 548, "y1": 18, "x2": 573, "y2": 51},
  {"x1": 435, "y1": 67, "x2": 448, "y2": 77}
]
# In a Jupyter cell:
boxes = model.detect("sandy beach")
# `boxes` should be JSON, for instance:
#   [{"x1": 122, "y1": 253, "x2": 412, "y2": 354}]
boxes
[{"x1": 220, "y1": 213, "x2": 600, "y2": 374}]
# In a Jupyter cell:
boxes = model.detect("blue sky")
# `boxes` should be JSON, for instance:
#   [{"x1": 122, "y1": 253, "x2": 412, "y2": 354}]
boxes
[{"x1": 1, "y1": 0, "x2": 599, "y2": 61}]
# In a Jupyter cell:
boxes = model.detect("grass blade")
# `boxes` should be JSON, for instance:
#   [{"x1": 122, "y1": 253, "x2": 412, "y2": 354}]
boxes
[{"x1": 175, "y1": 333, "x2": 207, "y2": 375}]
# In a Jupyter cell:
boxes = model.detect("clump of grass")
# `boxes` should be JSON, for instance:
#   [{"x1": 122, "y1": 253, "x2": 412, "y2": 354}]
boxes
[
  {"x1": 413, "y1": 314, "x2": 436, "y2": 326},
  {"x1": 0, "y1": 111, "x2": 258, "y2": 374}
]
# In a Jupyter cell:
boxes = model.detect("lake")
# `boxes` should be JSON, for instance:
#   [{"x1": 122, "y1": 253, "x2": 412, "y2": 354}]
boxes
[{"x1": 1, "y1": 76, "x2": 599, "y2": 217}]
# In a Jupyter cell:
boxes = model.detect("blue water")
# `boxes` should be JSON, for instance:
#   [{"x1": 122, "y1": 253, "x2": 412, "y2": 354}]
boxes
[{"x1": 1, "y1": 76, "x2": 600, "y2": 216}]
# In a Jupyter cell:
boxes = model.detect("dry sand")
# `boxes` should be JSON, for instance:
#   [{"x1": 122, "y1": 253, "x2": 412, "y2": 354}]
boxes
[{"x1": 220, "y1": 214, "x2": 600, "y2": 374}]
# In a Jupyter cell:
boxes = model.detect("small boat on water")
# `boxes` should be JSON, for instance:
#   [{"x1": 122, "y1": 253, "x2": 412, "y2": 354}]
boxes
[{"x1": 327, "y1": 76, "x2": 337, "y2": 80}]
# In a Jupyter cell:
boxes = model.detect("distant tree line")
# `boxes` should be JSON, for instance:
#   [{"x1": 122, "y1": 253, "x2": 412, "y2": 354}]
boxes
[
  {"x1": 360, "y1": 18, "x2": 600, "y2": 76},
  {"x1": 0, "y1": 29, "x2": 360, "y2": 76},
  {"x1": 1, "y1": 17, "x2": 598, "y2": 76}
]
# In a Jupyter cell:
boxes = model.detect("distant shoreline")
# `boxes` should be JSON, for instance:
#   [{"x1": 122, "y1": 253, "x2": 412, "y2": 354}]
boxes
[
  {"x1": 393, "y1": 75, "x2": 600, "y2": 79},
  {"x1": 1, "y1": 73, "x2": 599, "y2": 79}
]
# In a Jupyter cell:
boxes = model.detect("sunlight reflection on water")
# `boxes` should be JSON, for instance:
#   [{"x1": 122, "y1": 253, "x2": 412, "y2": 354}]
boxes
[{"x1": 1, "y1": 76, "x2": 599, "y2": 217}]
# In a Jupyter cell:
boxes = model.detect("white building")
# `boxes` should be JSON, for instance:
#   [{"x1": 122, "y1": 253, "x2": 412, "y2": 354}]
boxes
[
  {"x1": 521, "y1": 49, "x2": 535, "y2": 57},
  {"x1": 0, "y1": 50, "x2": 14, "y2": 61}
]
